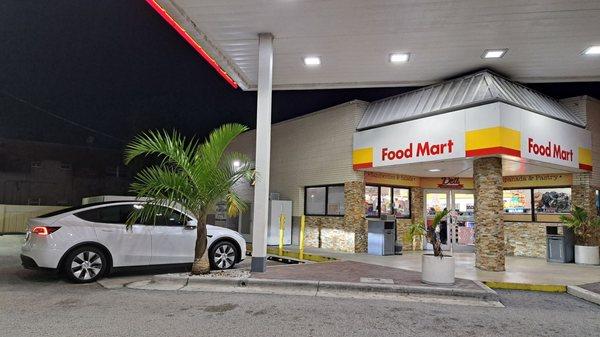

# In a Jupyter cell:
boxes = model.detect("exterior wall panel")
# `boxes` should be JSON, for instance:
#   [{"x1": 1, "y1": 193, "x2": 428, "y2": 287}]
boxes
[{"x1": 228, "y1": 101, "x2": 367, "y2": 216}]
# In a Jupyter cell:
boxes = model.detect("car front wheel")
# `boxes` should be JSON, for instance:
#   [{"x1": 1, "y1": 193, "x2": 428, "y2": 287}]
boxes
[
  {"x1": 210, "y1": 241, "x2": 238, "y2": 270},
  {"x1": 64, "y1": 246, "x2": 107, "y2": 283}
]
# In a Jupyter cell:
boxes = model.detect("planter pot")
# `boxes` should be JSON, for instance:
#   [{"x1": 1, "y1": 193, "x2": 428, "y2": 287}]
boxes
[
  {"x1": 574, "y1": 245, "x2": 600, "y2": 265},
  {"x1": 421, "y1": 254, "x2": 455, "y2": 285}
]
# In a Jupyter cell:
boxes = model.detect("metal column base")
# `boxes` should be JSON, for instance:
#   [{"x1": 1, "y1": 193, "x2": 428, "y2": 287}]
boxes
[{"x1": 251, "y1": 256, "x2": 267, "y2": 272}]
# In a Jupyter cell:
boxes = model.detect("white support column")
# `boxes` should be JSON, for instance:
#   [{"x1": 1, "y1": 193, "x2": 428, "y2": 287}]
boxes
[{"x1": 251, "y1": 33, "x2": 273, "y2": 272}]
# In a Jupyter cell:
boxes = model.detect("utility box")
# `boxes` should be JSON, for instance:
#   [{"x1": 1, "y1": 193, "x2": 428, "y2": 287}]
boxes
[
  {"x1": 367, "y1": 220, "x2": 396, "y2": 256},
  {"x1": 546, "y1": 225, "x2": 574, "y2": 263},
  {"x1": 267, "y1": 200, "x2": 292, "y2": 245}
]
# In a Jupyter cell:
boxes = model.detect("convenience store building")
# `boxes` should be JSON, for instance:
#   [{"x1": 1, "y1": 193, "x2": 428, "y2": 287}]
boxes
[
  {"x1": 229, "y1": 70, "x2": 599, "y2": 271},
  {"x1": 145, "y1": 0, "x2": 600, "y2": 272}
]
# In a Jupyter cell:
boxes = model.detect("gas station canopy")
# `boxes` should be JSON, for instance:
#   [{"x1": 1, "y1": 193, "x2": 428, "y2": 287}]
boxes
[{"x1": 153, "y1": 0, "x2": 600, "y2": 90}]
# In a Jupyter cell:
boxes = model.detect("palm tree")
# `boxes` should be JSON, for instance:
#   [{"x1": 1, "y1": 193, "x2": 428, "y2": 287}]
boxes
[
  {"x1": 404, "y1": 222, "x2": 426, "y2": 251},
  {"x1": 426, "y1": 209, "x2": 449, "y2": 258},
  {"x1": 560, "y1": 205, "x2": 600, "y2": 245},
  {"x1": 124, "y1": 124, "x2": 253, "y2": 274}
]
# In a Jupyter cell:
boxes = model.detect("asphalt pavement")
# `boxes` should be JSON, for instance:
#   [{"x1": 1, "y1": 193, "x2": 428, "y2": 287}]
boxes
[{"x1": 1, "y1": 234, "x2": 599, "y2": 337}]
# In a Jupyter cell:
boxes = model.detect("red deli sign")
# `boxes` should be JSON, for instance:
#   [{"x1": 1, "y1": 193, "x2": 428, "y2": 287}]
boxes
[
  {"x1": 527, "y1": 138, "x2": 573, "y2": 162},
  {"x1": 382, "y1": 140, "x2": 455, "y2": 161}
]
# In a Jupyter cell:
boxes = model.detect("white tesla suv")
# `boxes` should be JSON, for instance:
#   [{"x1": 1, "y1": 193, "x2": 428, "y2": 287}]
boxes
[{"x1": 21, "y1": 201, "x2": 246, "y2": 283}]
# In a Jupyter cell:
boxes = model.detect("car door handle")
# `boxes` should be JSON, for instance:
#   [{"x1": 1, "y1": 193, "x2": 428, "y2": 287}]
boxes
[
  {"x1": 101, "y1": 229, "x2": 115, "y2": 232},
  {"x1": 184, "y1": 226, "x2": 197, "y2": 230}
]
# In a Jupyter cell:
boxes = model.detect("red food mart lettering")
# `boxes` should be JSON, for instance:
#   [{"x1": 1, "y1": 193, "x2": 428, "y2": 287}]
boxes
[
  {"x1": 382, "y1": 140, "x2": 454, "y2": 161},
  {"x1": 527, "y1": 138, "x2": 573, "y2": 161}
]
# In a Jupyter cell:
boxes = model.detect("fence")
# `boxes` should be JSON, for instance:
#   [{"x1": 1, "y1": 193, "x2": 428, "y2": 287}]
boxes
[{"x1": 0, "y1": 205, "x2": 68, "y2": 234}]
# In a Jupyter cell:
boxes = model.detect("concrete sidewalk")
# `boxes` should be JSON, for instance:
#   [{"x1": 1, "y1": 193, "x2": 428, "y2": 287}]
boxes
[
  {"x1": 285, "y1": 246, "x2": 600, "y2": 286},
  {"x1": 126, "y1": 260, "x2": 501, "y2": 307}
]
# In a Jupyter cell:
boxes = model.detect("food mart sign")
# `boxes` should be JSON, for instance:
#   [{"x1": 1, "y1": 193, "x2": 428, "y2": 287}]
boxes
[{"x1": 353, "y1": 102, "x2": 592, "y2": 171}]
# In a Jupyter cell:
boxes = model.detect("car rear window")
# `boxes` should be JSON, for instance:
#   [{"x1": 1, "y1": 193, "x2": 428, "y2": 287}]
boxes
[
  {"x1": 37, "y1": 201, "x2": 135, "y2": 218},
  {"x1": 37, "y1": 204, "x2": 96, "y2": 218}
]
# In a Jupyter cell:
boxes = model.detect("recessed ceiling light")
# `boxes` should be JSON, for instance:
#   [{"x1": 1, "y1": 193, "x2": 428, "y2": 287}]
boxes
[
  {"x1": 482, "y1": 49, "x2": 508, "y2": 59},
  {"x1": 390, "y1": 53, "x2": 410, "y2": 63},
  {"x1": 583, "y1": 45, "x2": 600, "y2": 55},
  {"x1": 428, "y1": 169, "x2": 442, "y2": 172},
  {"x1": 303, "y1": 56, "x2": 321, "y2": 66}
]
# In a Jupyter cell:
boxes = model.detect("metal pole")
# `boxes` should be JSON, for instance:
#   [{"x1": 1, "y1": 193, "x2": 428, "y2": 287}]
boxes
[
  {"x1": 278, "y1": 213, "x2": 285, "y2": 256},
  {"x1": 299, "y1": 215, "x2": 306, "y2": 260},
  {"x1": 250, "y1": 33, "x2": 273, "y2": 273}
]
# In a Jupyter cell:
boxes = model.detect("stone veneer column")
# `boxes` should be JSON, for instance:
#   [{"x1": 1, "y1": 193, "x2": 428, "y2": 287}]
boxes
[
  {"x1": 411, "y1": 187, "x2": 424, "y2": 225},
  {"x1": 571, "y1": 172, "x2": 600, "y2": 245},
  {"x1": 409, "y1": 187, "x2": 424, "y2": 250},
  {"x1": 473, "y1": 157, "x2": 505, "y2": 271},
  {"x1": 344, "y1": 181, "x2": 367, "y2": 253}
]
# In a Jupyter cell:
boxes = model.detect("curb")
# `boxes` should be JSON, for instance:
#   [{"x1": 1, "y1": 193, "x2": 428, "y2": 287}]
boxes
[
  {"x1": 567, "y1": 286, "x2": 600, "y2": 306},
  {"x1": 141, "y1": 274, "x2": 498, "y2": 301},
  {"x1": 246, "y1": 245, "x2": 337, "y2": 263},
  {"x1": 483, "y1": 281, "x2": 567, "y2": 293}
]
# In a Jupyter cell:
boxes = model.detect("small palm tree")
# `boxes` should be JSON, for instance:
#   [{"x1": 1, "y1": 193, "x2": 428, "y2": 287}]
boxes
[
  {"x1": 124, "y1": 124, "x2": 253, "y2": 274},
  {"x1": 560, "y1": 205, "x2": 600, "y2": 245},
  {"x1": 404, "y1": 222, "x2": 425, "y2": 251},
  {"x1": 426, "y1": 209, "x2": 449, "y2": 258}
]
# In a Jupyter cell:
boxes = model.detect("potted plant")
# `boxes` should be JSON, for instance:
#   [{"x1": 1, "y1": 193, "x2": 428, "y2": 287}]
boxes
[
  {"x1": 404, "y1": 222, "x2": 426, "y2": 251},
  {"x1": 421, "y1": 209, "x2": 455, "y2": 285},
  {"x1": 560, "y1": 205, "x2": 600, "y2": 265}
]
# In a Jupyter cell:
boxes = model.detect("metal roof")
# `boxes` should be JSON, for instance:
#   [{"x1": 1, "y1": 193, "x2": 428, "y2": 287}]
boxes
[{"x1": 357, "y1": 70, "x2": 585, "y2": 130}]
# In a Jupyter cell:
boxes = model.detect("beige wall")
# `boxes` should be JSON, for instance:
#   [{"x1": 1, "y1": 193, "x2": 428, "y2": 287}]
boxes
[
  {"x1": 228, "y1": 100, "x2": 367, "y2": 216},
  {"x1": 0, "y1": 205, "x2": 67, "y2": 233},
  {"x1": 561, "y1": 95, "x2": 600, "y2": 188},
  {"x1": 585, "y1": 97, "x2": 600, "y2": 188}
]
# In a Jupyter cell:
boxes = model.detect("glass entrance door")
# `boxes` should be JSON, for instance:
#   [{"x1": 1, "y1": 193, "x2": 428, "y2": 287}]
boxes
[
  {"x1": 451, "y1": 192, "x2": 475, "y2": 252},
  {"x1": 425, "y1": 191, "x2": 449, "y2": 250},
  {"x1": 424, "y1": 190, "x2": 476, "y2": 252}
]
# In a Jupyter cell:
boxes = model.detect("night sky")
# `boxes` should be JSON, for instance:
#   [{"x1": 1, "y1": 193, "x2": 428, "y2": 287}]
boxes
[{"x1": 1, "y1": 1, "x2": 600, "y2": 151}]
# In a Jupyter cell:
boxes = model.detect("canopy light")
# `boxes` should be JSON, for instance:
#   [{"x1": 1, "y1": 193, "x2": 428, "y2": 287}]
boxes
[
  {"x1": 233, "y1": 160, "x2": 241, "y2": 168},
  {"x1": 482, "y1": 49, "x2": 508, "y2": 59},
  {"x1": 303, "y1": 56, "x2": 321, "y2": 66},
  {"x1": 428, "y1": 169, "x2": 442, "y2": 172},
  {"x1": 583, "y1": 45, "x2": 600, "y2": 55},
  {"x1": 389, "y1": 53, "x2": 410, "y2": 63}
]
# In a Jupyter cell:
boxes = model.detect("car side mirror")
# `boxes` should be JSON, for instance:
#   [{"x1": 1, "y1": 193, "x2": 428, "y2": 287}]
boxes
[{"x1": 184, "y1": 219, "x2": 197, "y2": 230}]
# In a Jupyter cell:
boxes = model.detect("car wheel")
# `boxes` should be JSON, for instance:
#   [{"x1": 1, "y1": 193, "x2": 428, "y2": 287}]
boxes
[
  {"x1": 64, "y1": 246, "x2": 107, "y2": 283},
  {"x1": 210, "y1": 241, "x2": 238, "y2": 270}
]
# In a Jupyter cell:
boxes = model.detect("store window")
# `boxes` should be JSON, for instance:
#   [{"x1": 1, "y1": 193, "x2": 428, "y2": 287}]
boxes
[
  {"x1": 533, "y1": 187, "x2": 572, "y2": 215},
  {"x1": 327, "y1": 185, "x2": 345, "y2": 215},
  {"x1": 304, "y1": 185, "x2": 345, "y2": 216},
  {"x1": 393, "y1": 188, "x2": 410, "y2": 218},
  {"x1": 503, "y1": 189, "x2": 532, "y2": 214},
  {"x1": 380, "y1": 187, "x2": 393, "y2": 215},
  {"x1": 365, "y1": 185, "x2": 411, "y2": 218},
  {"x1": 305, "y1": 187, "x2": 326, "y2": 215},
  {"x1": 596, "y1": 190, "x2": 600, "y2": 216},
  {"x1": 365, "y1": 186, "x2": 379, "y2": 217}
]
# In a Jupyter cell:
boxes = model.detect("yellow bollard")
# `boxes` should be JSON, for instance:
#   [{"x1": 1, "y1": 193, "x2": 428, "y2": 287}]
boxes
[
  {"x1": 278, "y1": 213, "x2": 285, "y2": 256},
  {"x1": 299, "y1": 215, "x2": 306, "y2": 260}
]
